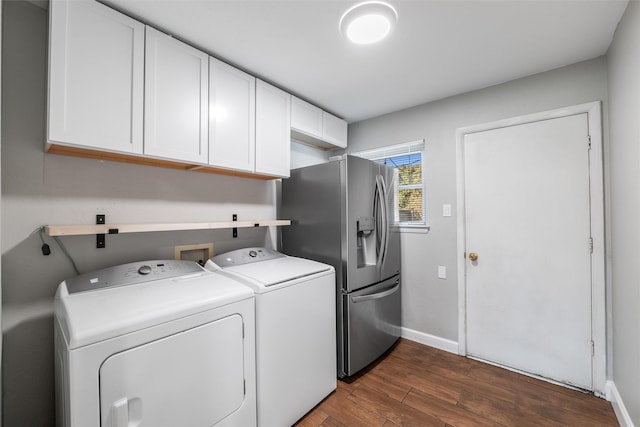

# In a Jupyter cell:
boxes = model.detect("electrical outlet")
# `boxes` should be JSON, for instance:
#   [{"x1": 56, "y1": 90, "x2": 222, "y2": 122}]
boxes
[
  {"x1": 175, "y1": 243, "x2": 214, "y2": 267},
  {"x1": 438, "y1": 265, "x2": 447, "y2": 279}
]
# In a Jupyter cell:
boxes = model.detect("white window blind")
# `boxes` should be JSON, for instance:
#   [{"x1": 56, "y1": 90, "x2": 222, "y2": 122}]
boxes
[
  {"x1": 352, "y1": 140, "x2": 426, "y2": 226},
  {"x1": 352, "y1": 140, "x2": 425, "y2": 161}
]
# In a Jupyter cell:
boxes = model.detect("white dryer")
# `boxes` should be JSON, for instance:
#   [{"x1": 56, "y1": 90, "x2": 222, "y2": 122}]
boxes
[
  {"x1": 206, "y1": 248, "x2": 336, "y2": 427},
  {"x1": 54, "y1": 260, "x2": 257, "y2": 427}
]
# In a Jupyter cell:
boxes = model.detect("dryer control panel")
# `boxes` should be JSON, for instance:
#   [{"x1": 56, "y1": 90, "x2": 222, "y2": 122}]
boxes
[
  {"x1": 210, "y1": 247, "x2": 284, "y2": 268},
  {"x1": 64, "y1": 260, "x2": 204, "y2": 294}
]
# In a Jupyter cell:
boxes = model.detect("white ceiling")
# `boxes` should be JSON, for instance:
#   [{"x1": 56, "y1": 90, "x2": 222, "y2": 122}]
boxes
[{"x1": 103, "y1": 0, "x2": 628, "y2": 123}]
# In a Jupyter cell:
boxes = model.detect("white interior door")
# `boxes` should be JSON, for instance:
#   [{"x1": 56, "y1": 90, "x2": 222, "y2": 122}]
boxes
[{"x1": 464, "y1": 113, "x2": 593, "y2": 390}]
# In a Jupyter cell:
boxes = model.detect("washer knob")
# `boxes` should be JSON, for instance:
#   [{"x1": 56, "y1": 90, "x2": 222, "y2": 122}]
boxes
[
  {"x1": 249, "y1": 250, "x2": 258, "y2": 258},
  {"x1": 138, "y1": 265, "x2": 152, "y2": 275}
]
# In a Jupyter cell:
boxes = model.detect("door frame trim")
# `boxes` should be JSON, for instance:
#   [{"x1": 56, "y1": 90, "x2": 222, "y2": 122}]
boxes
[{"x1": 455, "y1": 101, "x2": 606, "y2": 396}]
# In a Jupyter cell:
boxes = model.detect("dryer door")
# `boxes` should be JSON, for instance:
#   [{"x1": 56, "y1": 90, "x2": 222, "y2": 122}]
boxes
[{"x1": 100, "y1": 314, "x2": 245, "y2": 427}]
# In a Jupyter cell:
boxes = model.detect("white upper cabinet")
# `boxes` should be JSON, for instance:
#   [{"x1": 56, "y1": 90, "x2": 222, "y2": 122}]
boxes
[
  {"x1": 290, "y1": 96, "x2": 347, "y2": 149},
  {"x1": 209, "y1": 58, "x2": 256, "y2": 172},
  {"x1": 255, "y1": 81, "x2": 291, "y2": 178},
  {"x1": 321, "y1": 111, "x2": 348, "y2": 148},
  {"x1": 144, "y1": 26, "x2": 209, "y2": 164},
  {"x1": 48, "y1": 0, "x2": 144, "y2": 154},
  {"x1": 291, "y1": 97, "x2": 323, "y2": 137},
  {"x1": 47, "y1": 1, "x2": 306, "y2": 179}
]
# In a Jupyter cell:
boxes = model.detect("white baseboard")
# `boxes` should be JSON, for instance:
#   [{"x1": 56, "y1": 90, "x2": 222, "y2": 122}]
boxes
[
  {"x1": 400, "y1": 327, "x2": 458, "y2": 354},
  {"x1": 608, "y1": 381, "x2": 635, "y2": 427}
]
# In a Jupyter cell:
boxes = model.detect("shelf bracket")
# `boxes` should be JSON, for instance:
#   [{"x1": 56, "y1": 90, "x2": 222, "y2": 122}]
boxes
[
  {"x1": 96, "y1": 214, "x2": 106, "y2": 249},
  {"x1": 232, "y1": 214, "x2": 238, "y2": 238}
]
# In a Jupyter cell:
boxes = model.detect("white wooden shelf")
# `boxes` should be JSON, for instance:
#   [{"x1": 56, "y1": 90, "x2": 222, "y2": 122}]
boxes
[{"x1": 46, "y1": 219, "x2": 291, "y2": 237}]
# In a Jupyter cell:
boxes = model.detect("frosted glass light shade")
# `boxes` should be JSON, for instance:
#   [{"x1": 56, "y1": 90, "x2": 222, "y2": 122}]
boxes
[{"x1": 339, "y1": 1, "x2": 398, "y2": 45}]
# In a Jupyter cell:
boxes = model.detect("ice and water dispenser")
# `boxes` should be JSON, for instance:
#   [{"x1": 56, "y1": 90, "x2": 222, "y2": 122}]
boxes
[{"x1": 357, "y1": 216, "x2": 377, "y2": 268}]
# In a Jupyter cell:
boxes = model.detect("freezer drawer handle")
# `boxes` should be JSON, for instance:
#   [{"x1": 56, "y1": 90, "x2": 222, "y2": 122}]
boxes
[{"x1": 351, "y1": 282, "x2": 400, "y2": 303}]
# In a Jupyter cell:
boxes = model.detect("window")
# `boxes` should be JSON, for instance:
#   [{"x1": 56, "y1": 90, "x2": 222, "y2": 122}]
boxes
[{"x1": 353, "y1": 140, "x2": 426, "y2": 227}]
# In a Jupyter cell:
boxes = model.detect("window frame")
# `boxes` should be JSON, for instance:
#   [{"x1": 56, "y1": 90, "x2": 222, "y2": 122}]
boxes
[{"x1": 352, "y1": 140, "x2": 429, "y2": 231}]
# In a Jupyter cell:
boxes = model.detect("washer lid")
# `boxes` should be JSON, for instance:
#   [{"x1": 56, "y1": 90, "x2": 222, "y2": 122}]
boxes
[
  {"x1": 218, "y1": 256, "x2": 333, "y2": 287},
  {"x1": 54, "y1": 270, "x2": 253, "y2": 349}
]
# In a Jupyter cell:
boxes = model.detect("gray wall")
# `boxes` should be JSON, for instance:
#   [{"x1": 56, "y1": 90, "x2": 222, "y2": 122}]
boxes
[
  {"x1": 1, "y1": 2, "x2": 278, "y2": 425},
  {"x1": 607, "y1": 0, "x2": 640, "y2": 424},
  {"x1": 347, "y1": 57, "x2": 609, "y2": 342}
]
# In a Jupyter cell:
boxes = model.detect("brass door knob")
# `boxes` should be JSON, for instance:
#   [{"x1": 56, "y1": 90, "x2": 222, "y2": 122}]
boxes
[{"x1": 468, "y1": 252, "x2": 478, "y2": 261}]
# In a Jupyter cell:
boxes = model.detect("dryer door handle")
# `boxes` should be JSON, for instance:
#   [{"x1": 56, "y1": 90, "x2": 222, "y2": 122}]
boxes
[
  {"x1": 110, "y1": 397, "x2": 142, "y2": 427},
  {"x1": 110, "y1": 397, "x2": 129, "y2": 427}
]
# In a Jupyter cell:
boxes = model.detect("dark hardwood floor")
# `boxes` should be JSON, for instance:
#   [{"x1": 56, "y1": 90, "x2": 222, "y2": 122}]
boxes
[{"x1": 295, "y1": 339, "x2": 618, "y2": 427}]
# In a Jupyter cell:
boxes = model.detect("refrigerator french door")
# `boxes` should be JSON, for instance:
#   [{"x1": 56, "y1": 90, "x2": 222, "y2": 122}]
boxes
[
  {"x1": 281, "y1": 155, "x2": 401, "y2": 377},
  {"x1": 345, "y1": 275, "x2": 400, "y2": 375}
]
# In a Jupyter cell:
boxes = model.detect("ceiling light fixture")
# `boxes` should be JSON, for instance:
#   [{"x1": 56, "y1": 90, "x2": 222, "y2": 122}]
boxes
[{"x1": 339, "y1": 1, "x2": 398, "y2": 45}]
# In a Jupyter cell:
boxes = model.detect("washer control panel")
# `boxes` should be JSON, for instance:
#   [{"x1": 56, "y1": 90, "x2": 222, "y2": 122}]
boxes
[
  {"x1": 211, "y1": 247, "x2": 284, "y2": 268},
  {"x1": 64, "y1": 260, "x2": 204, "y2": 294}
]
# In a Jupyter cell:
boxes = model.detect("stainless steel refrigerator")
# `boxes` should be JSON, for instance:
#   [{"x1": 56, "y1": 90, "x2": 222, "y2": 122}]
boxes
[{"x1": 280, "y1": 155, "x2": 401, "y2": 378}]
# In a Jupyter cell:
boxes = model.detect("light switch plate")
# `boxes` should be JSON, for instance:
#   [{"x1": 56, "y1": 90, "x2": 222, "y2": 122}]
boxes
[
  {"x1": 443, "y1": 204, "x2": 452, "y2": 217},
  {"x1": 438, "y1": 265, "x2": 447, "y2": 279}
]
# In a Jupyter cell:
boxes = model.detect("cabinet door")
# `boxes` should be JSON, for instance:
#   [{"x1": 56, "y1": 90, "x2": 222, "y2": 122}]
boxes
[
  {"x1": 209, "y1": 58, "x2": 255, "y2": 172},
  {"x1": 291, "y1": 96, "x2": 323, "y2": 138},
  {"x1": 322, "y1": 112, "x2": 348, "y2": 148},
  {"x1": 145, "y1": 26, "x2": 208, "y2": 164},
  {"x1": 48, "y1": 0, "x2": 144, "y2": 154},
  {"x1": 255, "y1": 81, "x2": 291, "y2": 178}
]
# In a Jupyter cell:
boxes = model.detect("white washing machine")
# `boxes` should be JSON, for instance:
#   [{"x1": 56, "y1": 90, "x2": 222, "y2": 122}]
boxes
[
  {"x1": 206, "y1": 247, "x2": 336, "y2": 427},
  {"x1": 54, "y1": 260, "x2": 257, "y2": 427}
]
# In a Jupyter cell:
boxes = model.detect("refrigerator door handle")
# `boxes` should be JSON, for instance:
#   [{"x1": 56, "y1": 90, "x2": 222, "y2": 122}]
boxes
[
  {"x1": 375, "y1": 174, "x2": 388, "y2": 268},
  {"x1": 379, "y1": 174, "x2": 390, "y2": 268},
  {"x1": 351, "y1": 281, "x2": 400, "y2": 303}
]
